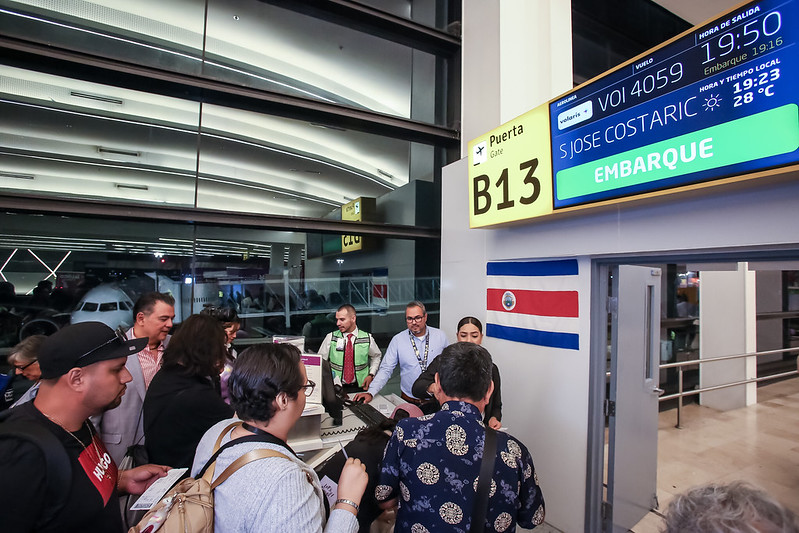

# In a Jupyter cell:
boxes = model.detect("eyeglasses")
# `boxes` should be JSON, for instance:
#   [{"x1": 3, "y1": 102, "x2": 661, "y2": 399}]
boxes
[
  {"x1": 14, "y1": 360, "x2": 36, "y2": 371},
  {"x1": 405, "y1": 315, "x2": 425, "y2": 323},
  {"x1": 76, "y1": 327, "x2": 128, "y2": 362},
  {"x1": 299, "y1": 379, "x2": 316, "y2": 397}
]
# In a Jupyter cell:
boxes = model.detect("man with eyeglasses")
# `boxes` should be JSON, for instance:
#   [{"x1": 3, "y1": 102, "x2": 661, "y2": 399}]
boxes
[
  {"x1": 97, "y1": 291, "x2": 175, "y2": 464},
  {"x1": 354, "y1": 301, "x2": 448, "y2": 405},
  {"x1": 0, "y1": 322, "x2": 169, "y2": 532}
]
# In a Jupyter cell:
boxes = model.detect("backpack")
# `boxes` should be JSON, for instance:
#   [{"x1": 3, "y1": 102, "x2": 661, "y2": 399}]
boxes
[
  {"x1": 129, "y1": 421, "x2": 291, "y2": 533},
  {"x1": 0, "y1": 407, "x2": 72, "y2": 529}
]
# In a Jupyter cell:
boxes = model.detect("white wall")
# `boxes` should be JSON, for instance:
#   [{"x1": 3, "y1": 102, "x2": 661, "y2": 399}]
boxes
[
  {"x1": 699, "y1": 264, "x2": 757, "y2": 410},
  {"x1": 455, "y1": 2, "x2": 799, "y2": 530},
  {"x1": 441, "y1": 158, "x2": 799, "y2": 532}
]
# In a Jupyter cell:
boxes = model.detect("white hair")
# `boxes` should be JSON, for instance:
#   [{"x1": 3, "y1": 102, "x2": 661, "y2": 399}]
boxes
[{"x1": 664, "y1": 481, "x2": 799, "y2": 533}]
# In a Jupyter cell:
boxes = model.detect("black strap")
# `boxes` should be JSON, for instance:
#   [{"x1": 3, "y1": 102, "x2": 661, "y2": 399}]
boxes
[
  {"x1": 471, "y1": 427, "x2": 497, "y2": 533},
  {"x1": 197, "y1": 431, "x2": 294, "y2": 479},
  {"x1": 0, "y1": 413, "x2": 72, "y2": 529}
]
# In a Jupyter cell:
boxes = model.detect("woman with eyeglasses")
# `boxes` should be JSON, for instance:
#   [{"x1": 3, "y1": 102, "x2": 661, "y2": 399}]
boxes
[
  {"x1": 192, "y1": 342, "x2": 368, "y2": 533},
  {"x1": 412, "y1": 316, "x2": 503, "y2": 429},
  {"x1": 143, "y1": 314, "x2": 234, "y2": 468},
  {"x1": 3, "y1": 334, "x2": 45, "y2": 409}
]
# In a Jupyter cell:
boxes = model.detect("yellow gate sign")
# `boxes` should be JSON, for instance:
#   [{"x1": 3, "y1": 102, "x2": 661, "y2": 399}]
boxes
[{"x1": 467, "y1": 104, "x2": 554, "y2": 228}]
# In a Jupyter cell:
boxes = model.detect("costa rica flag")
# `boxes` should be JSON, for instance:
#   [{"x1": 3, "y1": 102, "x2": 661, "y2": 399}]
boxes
[{"x1": 486, "y1": 259, "x2": 579, "y2": 350}]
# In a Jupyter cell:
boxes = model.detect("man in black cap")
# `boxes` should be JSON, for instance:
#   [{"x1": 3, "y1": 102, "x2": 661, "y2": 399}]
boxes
[{"x1": 0, "y1": 321, "x2": 169, "y2": 532}]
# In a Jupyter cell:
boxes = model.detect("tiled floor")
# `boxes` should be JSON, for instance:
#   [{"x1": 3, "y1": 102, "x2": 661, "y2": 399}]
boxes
[{"x1": 630, "y1": 376, "x2": 799, "y2": 533}]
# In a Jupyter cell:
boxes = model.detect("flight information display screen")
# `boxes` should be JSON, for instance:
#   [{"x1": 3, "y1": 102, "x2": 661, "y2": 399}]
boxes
[{"x1": 549, "y1": 0, "x2": 799, "y2": 209}]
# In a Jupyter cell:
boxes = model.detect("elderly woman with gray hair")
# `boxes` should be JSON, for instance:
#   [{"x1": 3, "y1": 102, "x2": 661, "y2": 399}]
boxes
[
  {"x1": 4, "y1": 334, "x2": 46, "y2": 408},
  {"x1": 663, "y1": 481, "x2": 799, "y2": 533}
]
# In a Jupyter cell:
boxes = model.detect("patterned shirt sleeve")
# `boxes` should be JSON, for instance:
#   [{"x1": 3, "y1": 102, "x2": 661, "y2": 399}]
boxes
[
  {"x1": 375, "y1": 428, "x2": 402, "y2": 502},
  {"x1": 516, "y1": 440, "x2": 546, "y2": 529}
]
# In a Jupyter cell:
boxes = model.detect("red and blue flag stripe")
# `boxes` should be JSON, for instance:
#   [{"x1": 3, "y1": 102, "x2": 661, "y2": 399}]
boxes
[{"x1": 486, "y1": 259, "x2": 579, "y2": 350}]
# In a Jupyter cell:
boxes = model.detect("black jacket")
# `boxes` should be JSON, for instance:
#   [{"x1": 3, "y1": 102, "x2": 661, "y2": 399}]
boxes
[
  {"x1": 411, "y1": 359, "x2": 503, "y2": 423},
  {"x1": 143, "y1": 367, "x2": 233, "y2": 468}
]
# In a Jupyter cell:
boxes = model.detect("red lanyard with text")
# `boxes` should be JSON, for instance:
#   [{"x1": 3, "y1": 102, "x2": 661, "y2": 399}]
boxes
[{"x1": 409, "y1": 330, "x2": 430, "y2": 371}]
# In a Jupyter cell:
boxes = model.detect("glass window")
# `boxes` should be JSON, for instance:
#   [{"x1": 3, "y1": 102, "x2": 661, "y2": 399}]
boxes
[
  {"x1": 0, "y1": 212, "x2": 441, "y2": 350},
  {"x1": 0, "y1": 0, "x2": 456, "y2": 125},
  {"x1": 0, "y1": 0, "x2": 206, "y2": 76},
  {"x1": 0, "y1": 66, "x2": 438, "y2": 220},
  {"x1": 0, "y1": 66, "x2": 200, "y2": 207},
  {"x1": 196, "y1": 104, "x2": 427, "y2": 217}
]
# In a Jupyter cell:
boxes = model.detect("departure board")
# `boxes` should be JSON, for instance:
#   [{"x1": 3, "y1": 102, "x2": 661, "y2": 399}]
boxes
[{"x1": 550, "y1": 0, "x2": 799, "y2": 209}]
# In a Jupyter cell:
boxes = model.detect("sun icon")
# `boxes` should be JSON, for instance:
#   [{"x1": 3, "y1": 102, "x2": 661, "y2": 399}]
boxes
[{"x1": 703, "y1": 94, "x2": 722, "y2": 111}]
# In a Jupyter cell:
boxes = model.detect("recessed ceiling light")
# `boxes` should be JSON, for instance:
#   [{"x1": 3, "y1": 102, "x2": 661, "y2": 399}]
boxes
[
  {"x1": 99, "y1": 147, "x2": 140, "y2": 157},
  {"x1": 0, "y1": 171, "x2": 34, "y2": 180},
  {"x1": 70, "y1": 91, "x2": 124, "y2": 105}
]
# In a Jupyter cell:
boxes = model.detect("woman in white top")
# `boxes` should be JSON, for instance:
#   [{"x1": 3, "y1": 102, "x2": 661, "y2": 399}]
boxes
[{"x1": 192, "y1": 342, "x2": 368, "y2": 533}]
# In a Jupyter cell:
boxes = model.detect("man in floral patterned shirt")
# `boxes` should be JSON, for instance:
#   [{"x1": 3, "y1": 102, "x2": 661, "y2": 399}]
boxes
[{"x1": 375, "y1": 342, "x2": 545, "y2": 532}]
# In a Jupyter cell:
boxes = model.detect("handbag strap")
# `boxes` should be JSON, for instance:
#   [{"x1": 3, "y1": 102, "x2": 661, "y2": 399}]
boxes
[
  {"x1": 199, "y1": 421, "x2": 295, "y2": 481},
  {"x1": 202, "y1": 421, "x2": 242, "y2": 481},
  {"x1": 207, "y1": 448, "x2": 290, "y2": 489},
  {"x1": 470, "y1": 426, "x2": 497, "y2": 533}
]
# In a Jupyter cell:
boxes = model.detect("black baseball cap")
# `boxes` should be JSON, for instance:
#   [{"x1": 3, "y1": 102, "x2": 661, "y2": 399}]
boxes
[{"x1": 38, "y1": 322, "x2": 148, "y2": 379}]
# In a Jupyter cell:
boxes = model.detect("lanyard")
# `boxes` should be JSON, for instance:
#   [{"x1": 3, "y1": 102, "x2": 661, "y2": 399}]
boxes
[{"x1": 409, "y1": 330, "x2": 430, "y2": 371}]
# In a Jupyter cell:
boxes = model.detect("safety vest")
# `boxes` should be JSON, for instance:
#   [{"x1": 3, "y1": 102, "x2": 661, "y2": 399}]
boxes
[{"x1": 328, "y1": 329, "x2": 372, "y2": 386}]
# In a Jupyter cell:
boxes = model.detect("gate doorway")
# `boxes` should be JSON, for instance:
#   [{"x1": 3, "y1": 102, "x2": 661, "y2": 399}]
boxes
[{"x1": 590, "y1": 256, "x2": 799, "y2": 533}]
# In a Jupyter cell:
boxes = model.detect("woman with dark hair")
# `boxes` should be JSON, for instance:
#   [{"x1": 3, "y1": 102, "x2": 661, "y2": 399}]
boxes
[
  {"x1": 191, "y1": 343, "x2": 368, "y2": 533},
  {"x1": 411, "y1": 316, "x2": 503, "y2": 429},
  {"x1": 200, "y1": 305, "x2": 241, "y2": 403},
  {"x1": 143, "y1": 314, "x2": 233, "y2": 468}
]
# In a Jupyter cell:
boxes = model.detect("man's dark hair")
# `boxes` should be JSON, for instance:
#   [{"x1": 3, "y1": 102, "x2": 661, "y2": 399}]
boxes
[
  {"x1": 337, "y1": 303, "x2": 356, "y2": 316},
  {"x1": 200, "y1": 305, "x2": 240, "y2": 326},
  {"x1": 229, "y1": 343, "x2": 304, "y2": 424},
  {"x1": 437, "y1": 341, "x2": 493, "y2": 402},
  {"x1": 406, "y1": 300, "x2": 426, "y2": 315},
  {"x1": 132, "y1": 291, "x2": 175, "y2": 319},
  {"x1": 161, "y1": 314, "x2": 226, "y2": 377}
]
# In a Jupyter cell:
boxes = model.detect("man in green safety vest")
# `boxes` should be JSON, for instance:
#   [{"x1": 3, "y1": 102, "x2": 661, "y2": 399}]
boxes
[{"x1": 317, "y1": 304, "x2": 382, "y2": 393}]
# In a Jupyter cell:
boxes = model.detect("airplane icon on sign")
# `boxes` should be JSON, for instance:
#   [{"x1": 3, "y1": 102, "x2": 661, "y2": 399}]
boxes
[{"x1": 473, "y1": 141, "x2": 487, "y2": 165}]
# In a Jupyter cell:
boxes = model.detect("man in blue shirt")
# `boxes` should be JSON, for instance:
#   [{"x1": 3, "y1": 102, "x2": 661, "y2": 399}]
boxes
[
  {"x1": 354, "y1": 300, "x2": 448, "y2": 404},
  {"x1": 375, "y1": 342, "x2": 545, "y2": 532}
]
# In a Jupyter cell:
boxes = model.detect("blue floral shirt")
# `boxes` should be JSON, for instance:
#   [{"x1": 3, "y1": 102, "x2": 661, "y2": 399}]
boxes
[{"x1": 376, "y1": 401, "x2": 545, "y2": 532}]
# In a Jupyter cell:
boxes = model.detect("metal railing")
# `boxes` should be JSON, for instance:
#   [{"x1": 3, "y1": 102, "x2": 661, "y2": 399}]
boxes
[{"x1": 659, "y1": 347, "x2": 799, "y2": 428}]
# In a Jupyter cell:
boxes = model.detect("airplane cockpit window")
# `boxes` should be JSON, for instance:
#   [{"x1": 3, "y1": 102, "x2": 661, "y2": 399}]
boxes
[
  {"x1": 99, "y1": 302, "x2": 119, "y2": 312},
  {"x1": 81, "y1": 302, "x2": 98, "y2": 312},
  {"x1": 120, "y1": 302, "x2": 132, "y2": 310}
]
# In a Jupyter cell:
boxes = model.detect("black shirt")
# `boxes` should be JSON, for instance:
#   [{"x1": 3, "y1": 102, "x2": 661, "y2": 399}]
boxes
[
  {"x1": 143, "y1": 366, "x2": 233, "y2": 468},
  {"x1": 0, "y1": 402, "x2": 123, "y2": 532},
  {"x1": 411, "y1": 359, "x2": 503, "y2": 423}
]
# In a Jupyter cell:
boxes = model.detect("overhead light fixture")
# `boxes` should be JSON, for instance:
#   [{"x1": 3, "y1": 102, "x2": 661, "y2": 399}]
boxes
[
  {"x1": 289, "y1": 169, "x2": 321, "y2": 174},
  {"x1": 70, "y1": 91, "x2": 124, "y2": 105},
  {"x1": 99, "y1": 147, "x2": 140, "y2": 157},
  {"x1": 0, "y1": 171, "x2": 34, "y2": 180},
  {"x1": 115, "y1": 183, "x2": 149, "y2": 191},
  {"x1": 310, "y1": 123, "x2": 347, "y2": 132}
]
